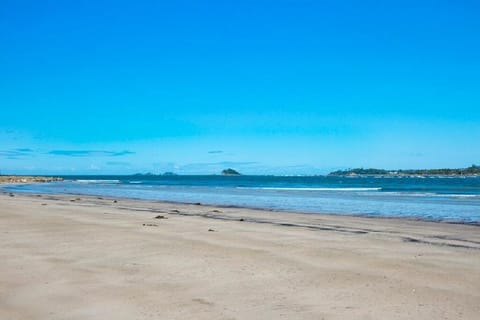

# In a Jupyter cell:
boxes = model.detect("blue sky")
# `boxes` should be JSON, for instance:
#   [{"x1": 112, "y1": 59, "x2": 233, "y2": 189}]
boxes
[{"x1": 1, "y1": 0, "x2": 479, "y2": 175}]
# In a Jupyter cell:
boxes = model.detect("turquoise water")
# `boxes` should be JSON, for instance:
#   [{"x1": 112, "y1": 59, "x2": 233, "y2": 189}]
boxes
[{"x1": 4, "y1": 175, "x2": 480, "y2": 223}]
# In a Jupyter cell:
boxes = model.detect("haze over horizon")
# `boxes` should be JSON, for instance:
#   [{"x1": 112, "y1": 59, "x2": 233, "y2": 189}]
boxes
[{"x1": 1, "y1": 0, "x2": 479, "y2": 175}]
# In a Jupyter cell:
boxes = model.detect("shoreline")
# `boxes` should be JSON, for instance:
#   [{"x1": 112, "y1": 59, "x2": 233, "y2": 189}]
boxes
[
  {"x1": 1, "y1": 192, "x2": 480, "y2": 319},
  {"x1": 3, "y1": 186, "x2": 480, "y2": 226},
  {"x1": 0, "y1": 175, "x2": 62, "y2": 184},
  {"x1": 3, "y1": 191, "x2": 480, "y2": 248}
]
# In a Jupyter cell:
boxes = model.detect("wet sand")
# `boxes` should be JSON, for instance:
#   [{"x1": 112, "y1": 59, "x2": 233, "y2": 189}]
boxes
[{"x1": 1, "y1": 192, "x2": 479, "y2": 319}]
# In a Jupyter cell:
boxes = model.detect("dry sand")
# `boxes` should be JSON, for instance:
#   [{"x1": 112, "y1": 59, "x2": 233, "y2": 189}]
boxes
[{"x1": 1, "y1": 191, "x2": 479, "y2": 319}]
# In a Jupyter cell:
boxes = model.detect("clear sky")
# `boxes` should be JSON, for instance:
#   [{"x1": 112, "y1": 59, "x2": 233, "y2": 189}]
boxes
[{"x1": 1, "y1": 0, "x2": 479, "y2": 175}]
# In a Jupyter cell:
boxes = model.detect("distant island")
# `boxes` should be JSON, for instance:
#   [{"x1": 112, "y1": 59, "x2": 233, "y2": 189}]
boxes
[
  {"x1": 221, "y1": 168, "x2": 241, "y2": 176},
  {"x1": 328, "y1": 165, "x2": 480, "y2": 177},
  {"x1": 132, "y1": 172, "x2": 178, "y2": 176}
]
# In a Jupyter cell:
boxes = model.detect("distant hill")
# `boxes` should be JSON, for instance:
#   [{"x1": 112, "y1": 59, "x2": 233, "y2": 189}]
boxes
[
  {"x1": 329, "y1": 165, "x2": 480, "y2": 176},
  {"x1": 329, "y1": 168, "x2": 389, "y2": 176},
  {"x1": 221, "y1": 168, "x2": 241, "y2": 176}
]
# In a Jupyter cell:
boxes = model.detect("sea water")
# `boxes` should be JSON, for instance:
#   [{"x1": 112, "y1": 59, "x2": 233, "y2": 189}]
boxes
[{"x1": 4, "y1": 175, "x2": 480, "y2": 223}]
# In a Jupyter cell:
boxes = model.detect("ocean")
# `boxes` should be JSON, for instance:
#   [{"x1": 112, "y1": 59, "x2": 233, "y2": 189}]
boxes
[{"x1": 4, "y1": 175, "x2": 480, "y2": 223}]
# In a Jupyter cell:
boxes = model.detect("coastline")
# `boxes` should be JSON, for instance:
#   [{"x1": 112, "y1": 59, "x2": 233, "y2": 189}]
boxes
[
  {"x1": 0, "y1": 175, "x2": 62, "y2": 184},
  {"x1": 1, "y1": 192, "x2": 479, "y2": 319},
  {"x1": 3, "y1": 182, "x2": 479, "y2": 226}
]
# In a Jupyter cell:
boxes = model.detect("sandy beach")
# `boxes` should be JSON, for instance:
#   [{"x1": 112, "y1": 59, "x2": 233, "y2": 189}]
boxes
[{"x1": 1, "y1": 191, "x2": 479, "y2": 320}]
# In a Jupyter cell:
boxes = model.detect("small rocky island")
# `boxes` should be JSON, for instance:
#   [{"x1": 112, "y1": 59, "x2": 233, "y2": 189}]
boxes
[
  {"x1": 221, "y1": 168, "x2": 241, "y2": 176},
  {"x1": 0, "y1": 176, "x2": 63, "y2": 184}
]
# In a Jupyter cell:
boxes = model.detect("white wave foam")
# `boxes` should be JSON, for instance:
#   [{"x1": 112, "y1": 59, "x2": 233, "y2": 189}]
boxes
[
  {"x1": 380, "y1": 192, "x2": 480, "y2": 198},
  {"x1": 75, "y1": 179, "x2": 121, "y2": 184},
  {"x1": 238, "y1": 187, "x2": 382, "y2": 191}
]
